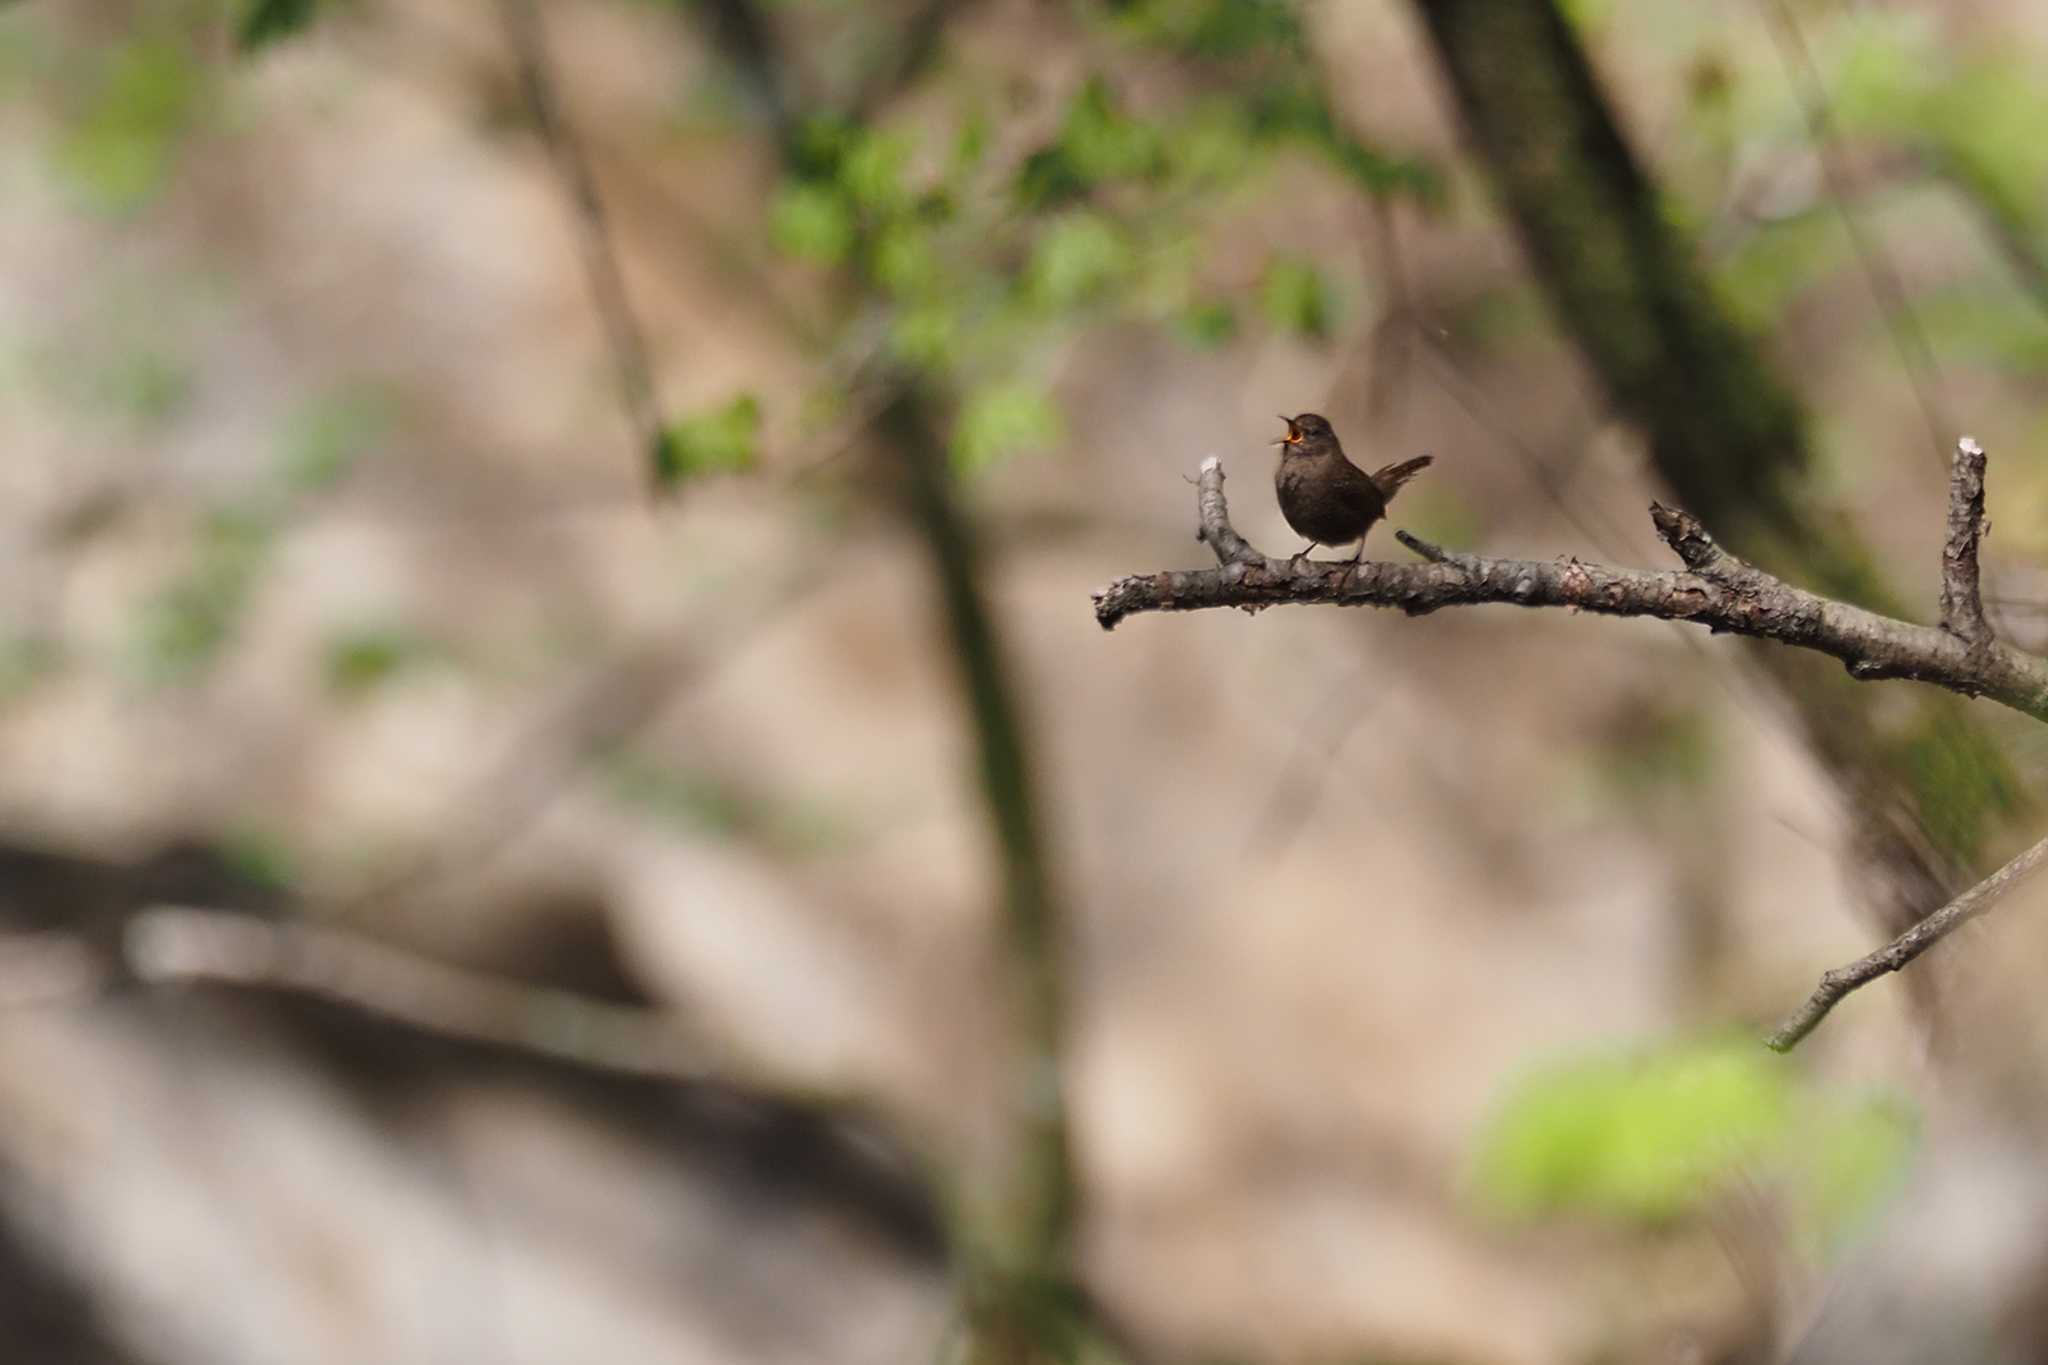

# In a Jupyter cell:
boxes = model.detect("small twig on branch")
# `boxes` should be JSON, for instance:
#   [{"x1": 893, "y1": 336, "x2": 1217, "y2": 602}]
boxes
[
  {"x1": 1091, "y1": 457, "x2": 2048, "y2": 726},
  {"x1": 1766, "y1": 832, "x2": 2048, "y2": 1051},
  {"x1": 1941, "y1": 436, "x2": 1991, "y2": 646}
]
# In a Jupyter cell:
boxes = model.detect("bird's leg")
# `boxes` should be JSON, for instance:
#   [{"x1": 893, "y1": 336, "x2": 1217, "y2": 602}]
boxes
[
  {"x1": 1292, "y1": 541, "x2": 1319, "y2": 562},
  {"x1": 1348, "y1": 538, "x2": 1367, "y2": 564}
]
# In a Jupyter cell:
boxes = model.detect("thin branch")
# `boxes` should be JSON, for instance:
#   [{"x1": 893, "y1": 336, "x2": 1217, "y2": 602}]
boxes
[
  {"x1": 499, "y1": 0, "x2": 668, "y2": 492},
  {"x1": 1090, "y1": 458, "x2": 2048, "y2": 727},
  {"x1": 125, "y1": 905, "x2": 851, "y2": 1099},
  {"x1": 1940, "y1": 436, "x2": 1991, "y2": 646},
  {"x1": 1766, "y1": 832, "x2": 2048, "y2": 1051}
]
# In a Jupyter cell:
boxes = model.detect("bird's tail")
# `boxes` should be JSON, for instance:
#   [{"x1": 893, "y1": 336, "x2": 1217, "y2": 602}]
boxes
[{"x1": 1371, "y1": 453, "x2": 1433, "y2": 499}]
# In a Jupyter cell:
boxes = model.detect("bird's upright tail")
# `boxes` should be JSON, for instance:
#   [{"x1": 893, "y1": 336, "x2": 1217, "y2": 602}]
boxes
[{"x1": 1371, "y1": 453, "x2": 1433, "y2": 499}]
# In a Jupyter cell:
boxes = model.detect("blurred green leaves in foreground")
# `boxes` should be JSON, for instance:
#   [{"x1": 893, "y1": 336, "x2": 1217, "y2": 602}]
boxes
[
  {"x1": 655, "y1": 394, "x2": 762, "y2": 491},
  {"x1": 56, "y1": 35, "x2": 206, "y2": 214},
  {"x1": 1474, "y1": 1037, "x2": 1915, "y2": 1247},
  {"x1": 741, "y1": 0, "x2": 1438, "y2": 480},
  {"x1": 238, "y1": 0, "x2": 322, "y2": 53}
]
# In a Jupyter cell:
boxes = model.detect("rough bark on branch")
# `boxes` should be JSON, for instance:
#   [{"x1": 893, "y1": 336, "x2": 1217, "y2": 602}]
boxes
[
  {"x1": 1093, "y1": 458, "x2": 2048, "y2": 724},
  {"x1": 1941, "y1": 436, "x2": 1991, "y2": 646}
]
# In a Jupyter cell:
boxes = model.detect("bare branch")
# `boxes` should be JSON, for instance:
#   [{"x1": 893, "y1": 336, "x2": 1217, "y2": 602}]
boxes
[
  {"x1": 1766, "y1": 832, "x2": 2048, "y2": 1051},
  {"x1": 1091, "y1": 459, "x2": 2048, "y2": 726},
  {"x1": 1941, "y1": 436, "x2": 1991, "y2": 646},
  {"x1": 125, "y1": 906, "x2": 852, "y2": 1101}
]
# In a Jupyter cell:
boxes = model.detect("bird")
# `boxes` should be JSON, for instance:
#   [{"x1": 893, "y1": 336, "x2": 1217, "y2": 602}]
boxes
[{"x1": 1271, "y1": 413, "x2": 1432, "y2": 562}]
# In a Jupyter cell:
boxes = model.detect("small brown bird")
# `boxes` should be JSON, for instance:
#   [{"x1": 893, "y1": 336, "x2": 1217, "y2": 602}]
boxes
[{"x1": 1272, "y1": 413, "x2": 1432, "y2": 561}]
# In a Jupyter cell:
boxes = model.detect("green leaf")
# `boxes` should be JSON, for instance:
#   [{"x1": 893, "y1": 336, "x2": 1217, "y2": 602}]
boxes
[
  {"x1": 1014, "y1": 145, "x2": 1090, "y2": 211},
  {"x1": 324, "y1": 627, "x2": 428, "y2": 698},
  {"x1": 769, "y1": 182, "x2": 856, "y2": 264},
  {"x1": 1060, "y1": 77, "x2": 1162, "y2": 183},
  {"x1": 790, "y1": 114, "x2": 856, "y2": 181},
  {"x1": 1473, "y1": 1040, "x2": 1793, "y2": 1224},
  {"x1": 1026, "y1": 212, "x2": 1130, "y2": 310},
  {"x1": 238, "y1": 0, "x2": 322, "y2": 52},
  {"x1": 654, "y1": 394, "x2": 762, "y2": 489},
  {"x1": 1014, "y1": 78, "x2": 1162, "y2": 209},
  {"x1": 890, "y1": 304, "x2": 960, "y2": 369},
  {"x1": 952, "y1": 382, "x2": 1060, "y2": 472},
  {"x1": 283, "y1": 386, "x2": 391, "y2": 493},
  {"x1": 1260, "y1": 256, "x2": 1334, "y2": 340},
  {"x1": 1112, "y1": 0, "x2": 1304, "y2": 59},
  {"x1": 870, "y1": 222, "x2": 937, "y2": 296},
  {"x1": 56, "y1": 39, "x2": 203, "y2": 214},
  {"x1": 838, "y1": 129, "x2": 911, "y2": 211},
  {"x1": 952, "y1": 108, "x2": 990, "y2": 174},
  {"x1": 1473, "y1": 1037, "x2": 1920, "y2": 1242},
  {"x1": 138, "y1": 507, "x2": 272, "y2": 680},
  {"x1": 93, "y1": 347, "x2": 192, "y2": 426},
  {"x1": 1163, "y1": 103, "x2": 1256, "y2": 187},
  {"x1": 1176, "y1": 300, "x2": 1238, "y2": 349}
]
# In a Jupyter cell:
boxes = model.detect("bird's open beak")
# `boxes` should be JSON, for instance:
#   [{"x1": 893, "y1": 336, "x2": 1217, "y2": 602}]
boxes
[{"x1": 1273, "y1": 414, "x2": 1301, "y2": 446}]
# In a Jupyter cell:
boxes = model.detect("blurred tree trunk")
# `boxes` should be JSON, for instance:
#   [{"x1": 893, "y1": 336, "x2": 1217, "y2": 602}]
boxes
[
  {"x1": 673, "y1": 4, "x2": 1080, "y2": 1359},
  {"x1": 1408, "y1": 0, "x2": 2030, "y2": 951}
]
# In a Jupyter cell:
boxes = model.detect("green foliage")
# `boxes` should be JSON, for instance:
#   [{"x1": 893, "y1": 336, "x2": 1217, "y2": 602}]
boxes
[
  {"x1": 1160, "y1": 102, "x2": 1257, "y2": 188},
  {"x1": 952, "y1": 382, "x2": 1061, "y2": 473},
  {"x1": 1015, "y1": 76, "x2": 1164, "y2": 211},
  {"x1": 1176, "y1": 299, "x2": 1238, "y2": 349},
  {"x1": 654, "y1": 394, "x2": 762, "y2": 489},
  {"x1": 839, "y1": 128, "x2": 912, "y2": 211},
  {"x1": 952, "y1": 107, "x2": 989, "y2": 174},
  {"x1": 54, "y1": 343, "x2": 194, "y2": 427},
  {"x1": 323, "y1": 627, "x2": 430, "y2": 698},
  {"x1": 1107, "y1": 0, "x2": 1306, "y2": 60},
  {"x1": 138, "y1": 507, "x2": 271, "y2": 679},
  {"x1": 770, "y1": 182, "x2": 857, "y2": 263},
  {"x1": 282, "y1": 386, "x2": 391, "y2": 493},
  {"x1": 1058, "y1": 78, "x2": 1164, "y2": 186},
  {"x1": 890, "y1": 303, "x2": 961, "y2": 368},
  {"x1": 1027, "y1": 212, "x2": 1131, "y2": 310},
  {"x1": 749, "y1": 8, "x2": 1440, "y2": 481},
  {"x1": 1259, "y1": 256, "x2": 1333, "y2": 340},
  {"x1": 56, "y1": 37, "x2": 204, "y2": 214},
  {"x1": 1476, "y1": 1040, "x2": 1791, "y2": 1223},
  {"x1": 1473, "y1": 1037, "x2": 1914, "y2": 1240},
  {"x1": 871, "y1": 221, "x2": 938, "y2": 296},
  {"x1": 237, "y1": 0, "x2": 322, "y2": 52}
]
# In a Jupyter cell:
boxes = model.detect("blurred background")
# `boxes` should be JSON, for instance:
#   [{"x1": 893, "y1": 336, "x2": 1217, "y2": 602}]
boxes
[{"x1": 6, "y1": 0, "x2": 2048, "y2": 1361}]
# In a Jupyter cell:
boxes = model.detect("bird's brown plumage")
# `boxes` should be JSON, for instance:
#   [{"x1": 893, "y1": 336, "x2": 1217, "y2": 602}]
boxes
[{"x1": 1272, "y1": 413, "x2": 1432, "y2": 560}]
